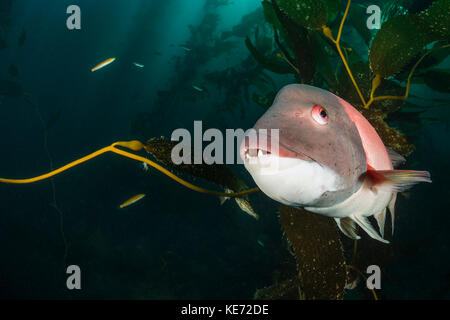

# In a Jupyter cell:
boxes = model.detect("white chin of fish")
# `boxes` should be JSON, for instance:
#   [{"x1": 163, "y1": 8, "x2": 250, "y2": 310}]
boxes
[{"x1": 244, "y1": 151, "x2": 341, "y2": 206}]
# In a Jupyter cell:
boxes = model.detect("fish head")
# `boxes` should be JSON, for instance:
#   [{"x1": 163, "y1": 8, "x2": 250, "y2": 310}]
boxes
[{"x1": 240, "y1": 84, "x2": 366, "y2": 208}]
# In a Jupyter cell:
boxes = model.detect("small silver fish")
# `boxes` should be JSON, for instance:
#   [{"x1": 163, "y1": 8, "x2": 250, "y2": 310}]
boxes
[
  {"x1": 179, "y1": 45, "x2": 191, "y2": 51},
  {"x1": 91, "y1": 57, "x2": 116, "y2": 72},
  {"x1": 133, "y1": 62, "x2": 145, "y2": 68},
  {"x1": 119, "y1": 194, "x2": 146, "y2": 209},
  {"x1": 192, "y1": 85, "x2": 204, "y2": 92}
]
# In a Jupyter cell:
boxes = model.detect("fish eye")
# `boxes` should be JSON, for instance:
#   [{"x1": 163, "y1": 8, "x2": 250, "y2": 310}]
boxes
[{"x1": 311, "y1": 105, "x2": 328, "y2": 125}]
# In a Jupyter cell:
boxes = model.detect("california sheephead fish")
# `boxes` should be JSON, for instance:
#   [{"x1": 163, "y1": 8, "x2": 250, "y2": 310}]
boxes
[{"x1": 240, "y1": 84, "x2": 431, "y2": 243}]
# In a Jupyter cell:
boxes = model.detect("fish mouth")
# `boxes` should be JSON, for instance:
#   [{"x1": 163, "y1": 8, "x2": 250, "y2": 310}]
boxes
[{"x1": 240, "y1": 132, "x2": 313, "y2": 163}]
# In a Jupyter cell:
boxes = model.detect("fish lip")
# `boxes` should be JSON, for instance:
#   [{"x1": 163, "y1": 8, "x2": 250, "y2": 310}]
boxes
[{"x1": 240, "y1": 131, "x2": 314, "y2": 162}]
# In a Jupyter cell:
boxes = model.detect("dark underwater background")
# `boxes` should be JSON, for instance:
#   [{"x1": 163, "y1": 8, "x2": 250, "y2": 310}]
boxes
[{"x1": 0, "y1": 0, "x2": 449, "y2": 299}]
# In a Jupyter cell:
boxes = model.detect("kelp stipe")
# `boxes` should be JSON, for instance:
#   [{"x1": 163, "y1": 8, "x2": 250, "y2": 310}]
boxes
[
  {"x1": 24, "y1": 92, "x2": 69, "y2": 266},
  {"x1": 322, "y1": 0, "x2": 450, "y2": 110},
  {"x1": 321, "y1": 0, "x2": 367, "y2": 106},
  {"x1": 0, "y1": 140, "x2": 259, "y2": 198}
]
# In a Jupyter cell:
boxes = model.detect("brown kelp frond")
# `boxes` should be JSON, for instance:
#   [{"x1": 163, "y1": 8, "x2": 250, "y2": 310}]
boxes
[
  {"x1": 254, "y1": 277, "x2": 303, "y2": 300},
  {"x1": 359, "y1": 108, "x2": 414, "y2": 156},
  {"x1": 145, "y1": 137, "x2": 249, "y2": 193}
]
